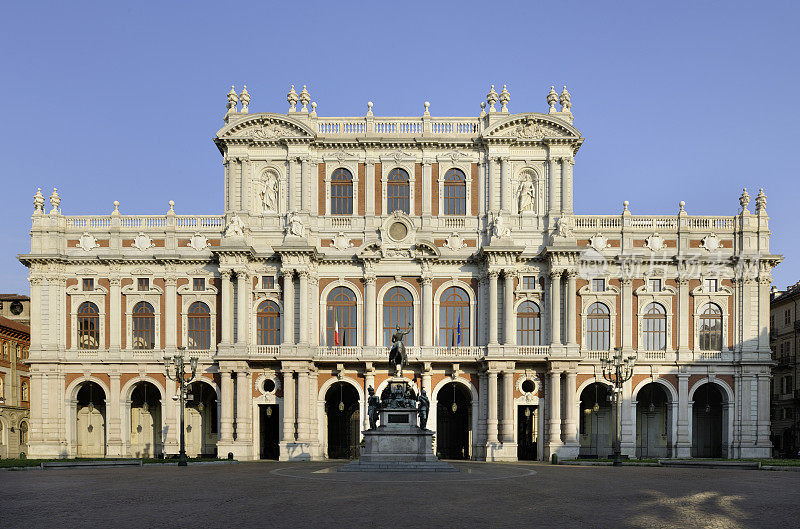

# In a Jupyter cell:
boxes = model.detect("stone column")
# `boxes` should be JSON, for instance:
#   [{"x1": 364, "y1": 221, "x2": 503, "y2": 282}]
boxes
[
  {"x1": 298, "y1": 271, "x2": 309, "y2": 345},
  {"x1": 677, "y1": 278, "x2": 690, "y2": 356},
  {"x1": 165, "y1": 276, "x2": 177, "y2": 351},
  {"x1": 548, "y1": 371, "x2": 562, "y2": 450},
  {"x1": 489, "y1": 158, "x2": 500, "y2": 213},
  {"x1": 163, "y1": 377, "x2": 178, "y2": 454},
  {"x1": 296, "y1": 369, "x2": 310, "y2": 442},
  {"x1": 282, "y1": 369, "x2": 295, "y2": 442},
  {"x1": 477, "y1": 272, "x2": 487, "y2": 346},
  {"x1": 421, "y1": 275, "x2": 433, "y2": 347},
  {"x1": 757, "y1": 373, "x2": 771, "y2": 453},
  {"x1": 566, "y1": 271, "x2": 577, "y2": 347},
  {"x1": 109, "y1": 277, "x2": 121, "y2": 351},
  {"x1": 488, "y1": 271, "x2": 499, "y2": 345},
  {"x1": 364, "y1": 271, "x2": 376, "y2": 347},
  {"x1": 621, "y1": 278, "x2": 632, "y2": 352},
  {"x1": 422, "y1": 161, "x2": 432, "y2": 216},
  {"x1": 365, "y1": 160, "x2": 375, "y2": 217},
  {"x1": 235, "y1": 370, "x2": 251, "y2": 447},
  {"x1": 548, "y1": 157, "x2": 559, "y2": 217},
  {"x1": 309, "y1": 274, "x2": 320, "y2": 346},
  {"x1": 550, "y1": 271, "x2": 562, "y2": 346},
  {"x1": 300, "y1": 156, "x2": 311, "y2": 213},
  {"x1": 28, "y1": 277, "x2": 42, "y2": 354},
  {"x1": 500, "y1": 157, "x2": 511, "y2": 213},
  {"x1": 486, "y1": 369, "x2": 499, "y2": 444},
  {"x1": 107, "y1": 373, "x2": 123, "y2": 456},
  {"x1": 502, "y1": 368, "x2": 515, "y2": 442},
  {"x1": 288, "y1": 158, "x2": 299, "y2": 212},
  {"x1": 676, "y1": 373, "x2": 691, "y2": 457},
  {"x1": 220, "y1": 370, "x2": 235, "y2": 444},
  {"x1": 560, "y1": 157, "x2": 573, "y2": 214},
  {"x1": 282, "y1": 270, "x2": 294, "y2": 345},
  {"x1": 236, "y1": 272, "x2": 249, "y2": 345},
  {"x1": 563, "y1": 371, "x2": 579, "y2": 450},
  {"x1": 221, "y1": 270, "x2": 234, "y2": 345},
  {"x1": 503, "y1": 271, "x2": 515, "y2": 345}
]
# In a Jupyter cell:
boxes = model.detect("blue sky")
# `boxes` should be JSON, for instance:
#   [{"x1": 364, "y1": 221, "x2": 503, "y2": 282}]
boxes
[{"x1": 1, "y1": 0, "x2": 798, "y2": 294}]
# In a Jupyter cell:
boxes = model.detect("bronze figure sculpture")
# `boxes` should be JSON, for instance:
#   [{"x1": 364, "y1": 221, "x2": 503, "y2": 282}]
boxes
[
  {"x1": 367, "y1": 386, "x2": 380, "y2": 429},
  {"x1": 388, "y1": 325, "x2": 411, "y2": 375},
  {"x1": 417, "y1": 389, "x2": 430, "y2": 430}
]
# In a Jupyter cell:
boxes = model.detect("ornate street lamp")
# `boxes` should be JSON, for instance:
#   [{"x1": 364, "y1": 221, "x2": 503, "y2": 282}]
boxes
[
  {"x1": 164, "y1": 346, "x2": 198, "y2": 467},
  {"x1": 601, "y1": 348, "x2": 637, "y2": 467}
]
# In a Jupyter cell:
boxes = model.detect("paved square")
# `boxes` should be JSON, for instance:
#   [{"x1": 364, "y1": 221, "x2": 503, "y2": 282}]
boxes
[{"x1": 1, "y1": 462, "x2": 798, "y2": 528}]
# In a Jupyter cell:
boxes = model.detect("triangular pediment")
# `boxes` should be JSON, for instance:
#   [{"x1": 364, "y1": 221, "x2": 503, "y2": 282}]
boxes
[
  {"x1": 483, "y1": 114, "x2": 580, "y2": 140},
  {"x1": 216, "y1": 114, "x2": 316, "y2": 141}
]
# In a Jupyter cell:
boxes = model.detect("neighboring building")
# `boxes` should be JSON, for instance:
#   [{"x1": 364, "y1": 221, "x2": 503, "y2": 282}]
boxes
[
  {"x1": 770, "y1": 281, "x2": 800, "y2": 457},
  {"x1": 0, "y1": 316, "x2": 30, "y2": 458},
  {"x1": 0, "y1": 294, "x2": 30, "y2": 325},
  {"x1": 19, "y1": 85, "x2": 780, "y2": 461}
]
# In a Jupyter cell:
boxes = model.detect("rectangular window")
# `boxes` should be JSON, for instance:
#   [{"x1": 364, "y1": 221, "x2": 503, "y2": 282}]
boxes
[
  {"x1": 262, "y1": 276, "x2": 275, "y2": 289},
  {"x1": 522, "y1": 276, "x2": 536, "y2": 290},
  {"x1": 82, "y1": 278, "x2": 94, "y2": 291},
  {"x1": 193, "y1": 278, "x2": 205, "y2": 291},
  {"x1": 137, "y1": 278, "x2": 149, "y2": 291},
  {"x1": 592, "y1": 279, "x2": 605, "y2": 293},
  {"x1": 648, "y1": 279, "x2": 662, "y2": 292},
  {"x1": 704, "y1": 279, "x2": 717, "y2": 292},
  {"x1": 786, "y1": 310, "x2": 791, "y2": 325}
]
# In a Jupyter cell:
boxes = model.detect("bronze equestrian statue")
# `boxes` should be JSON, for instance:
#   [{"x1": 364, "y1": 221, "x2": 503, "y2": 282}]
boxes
[{"x1": 388, "y1": 325, "x2": 411, "y2": 375}]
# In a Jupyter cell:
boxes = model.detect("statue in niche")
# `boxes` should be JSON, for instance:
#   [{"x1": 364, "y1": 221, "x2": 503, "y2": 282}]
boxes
[
  {"x1": 518, "y1": 177, "x2": 536, "y2": 213},
  {"x1": 388, "y1": 325, "x2": 411, "y2": 376},
  {"x1": 417, "y1": 389, "x2": 430, "y2": 429},
  {"x1": 367, "y1": 386, "x2": 381, "y2": 429},
  {"x1": 260, "y1": 173, "x2": 278, "y2": 212}
]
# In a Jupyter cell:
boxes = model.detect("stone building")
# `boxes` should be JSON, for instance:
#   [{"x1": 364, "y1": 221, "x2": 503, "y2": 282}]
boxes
[
  {"x1": 0, "y1": 294, "x2": 30, "y2": 325},
  {"x1": 19, "y1": 84, "x2": 780, "y2": 461},
  {"x1": 0, "y1": 315, "x2": 30, "y2": 458},
  {"x1": 770, "y1": 281, "x2": 800, "y2": 457}
]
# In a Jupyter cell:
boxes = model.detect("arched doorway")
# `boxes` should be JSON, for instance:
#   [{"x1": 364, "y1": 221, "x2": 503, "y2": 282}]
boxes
[
  {"x1": 325, "y1": 382, "x2": 360, "y2": 459},
  {"x1": 76, "y1": 381, "x2": 106, "y2": 457},
  {"x1": 636, "y1": 383, "x2": 671, "y2": 458},
  {"x1": 579, "y1": 382, "x2": 613, "y2": 458},
  {"x1": 185, "y1": 381, "x2": 217, "y2": 457},
  {"x1": 436, "y1": 382, "x2": 471, "y2": 460},
  {"x1": 130, "y1": 381, "x2": 162, "y2": 457},
  {"x1": 692, "y1": 383, "x2": 725, "y2": 458}
]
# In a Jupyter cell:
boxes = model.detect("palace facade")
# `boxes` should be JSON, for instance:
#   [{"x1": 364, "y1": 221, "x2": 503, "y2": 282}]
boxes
[{"x1": 20, "y1": 85, "x2": 780, "y2": 461}]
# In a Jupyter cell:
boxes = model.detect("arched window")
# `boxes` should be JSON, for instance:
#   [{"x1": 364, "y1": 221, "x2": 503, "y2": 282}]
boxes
[
  {"x1": 517, "y1": 301, "x2": 541, "y2": 346},
  {"x1": 257, "y1": 301, "x2": 281, "y2": 345},
  {"x1": 132, "y1": 301, "x2": 155, "y2": 350},
  {"x1": 586, "y1": 302, "x2": 610, "y2": 351},
  {"x1": 331, "y1": 168, "x2": 353, "y2": 215},
  {"x1": 443, "y1": 168, "x2": 467, "y2": 215},
  {"x1": 327, "y1": 287, "x2": 357, "y2": 346},
  {"x1": 21, "y1": 381, "x2": 29, "y2": 402},
  {"x1": 1, "y1": 342, "x2": 6, "y2": 359},
  {"x1": 19, "y1": 421, "x2": 28, "y2": 445},
  {"x1": 187, "y1": 302, "x2": 211, "y2": 350},
  {"x1": 642, "y1": 302, "x2": 667, "y2": 351},
  {"x1": 387, "y1": 168, "x2": 410, "y2": 214},
  {"x1": 383, "y1": 286, "x2": 414, "y2": 346},
  {"x1": 699, "y1": 303, "x2": 722, "y2": 351},
  {"x1": 77, "y1": 301, "x2": 100, "y2": 349},
  {"x1": 440, "y1": 287, "x2": 470, "y2": 346}
]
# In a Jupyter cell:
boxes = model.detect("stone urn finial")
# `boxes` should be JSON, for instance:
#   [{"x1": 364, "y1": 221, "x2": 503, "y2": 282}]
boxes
[
  {"x1": 479, "y1": 101, "x2": 486, "y2": 118},
  {"x1": 739, "y1": 187, "x2": 751, "y2": 212},
  {"x1": 486, "y1": 85, "x2": 498, "y2": 113},
  {"x1": 547, "y1": 85, "x2": 558, "y2": 113},
  {"x1": 366, "y1": 101, "x2": 373, "y2": 117},
  {"x1": 299, "y1": 85, "x2": 310, "y2": 113},
  {"x1": 310, "y1": 101, "x2": 317, "y2": 117},
  {"x1": 226, "y1": 85, "x2": 238, "y2": 115},
  {"x1": 287, "y1": 85, "x2": 298, "y2": 113},
  {"x1": 559, "y1": 85, "x2": 572, "y2": 113},
  {"x1": 33, "y1": 187, "x2": 45, "y2": 214},
  {"x1": 755, "y1": 188, "x2": 767, "y2": 214},
  {"x1": 167, "y1": 200, "x2": 175, "y2": 215},
  {"x1": 622, "y1": 200, "x2": 629, "y2": 214},
  {"x1": 239, "y1": 85, "x2": 250, "y2": 113},
  {"x1": 423, "y1": 101, "x2": 430, "y2": 116},
  {"x1": 112, "y1": 200, "x2": 120, "y2": 216},
  {"x1": 679, "y1": 200, "x2": 686, "y2": 213},
  {"x1": 499, "y1": 84, "x2": 511, "y2": 113},
  {"x1": 49, "y1": 188, "x2": 61, "y2": 214}
]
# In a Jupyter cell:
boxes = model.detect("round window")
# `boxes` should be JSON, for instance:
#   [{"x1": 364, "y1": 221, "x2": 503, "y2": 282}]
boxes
[
  {"x1": 263, "y1": 379, "x2": 276, "y2": 393},
  {"x1": 10, "y1": 301, "x2": 23, "y2": 316},
  {"x1": 521, "y1": 379, "x2": 536, "y2": 393},
  {"x1": 389, "y1": 222, "x2": 408, "y2": 241}
]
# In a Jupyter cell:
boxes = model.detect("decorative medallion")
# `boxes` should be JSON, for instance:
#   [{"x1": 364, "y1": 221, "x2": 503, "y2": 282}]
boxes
[
  {"x1": 78, "y1": 233, "x2": 98, "y2": 252},
  {"x1": 701, "y1": 233, "x2": 720, "y2": 252},
  {"x1": 132, "y1": 232, "x2": 155, "y2": 251},
  {"x1": 389, "y1": 222, "x2": 408, "y2": 241},
  {"x1": 589, "y1": 233, "x2": 610, "y2": 252},
  {"x1": 443, "y1": 232, "x2": 467, "y2": 251},
  {"x1": 645, "y1": 233, "x2": 665, "y2": 252},
  {"x1": 187, "y1": 233, "x2": 210, "y2": 251},
  {"x1": 331, "y1": 232, "x2": 354, "y2": 251}
]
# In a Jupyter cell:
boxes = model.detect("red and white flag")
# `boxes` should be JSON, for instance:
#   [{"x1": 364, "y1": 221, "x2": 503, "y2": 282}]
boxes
[{"x1": 334, "y1": 320, "x2": 340, "y2": 346}]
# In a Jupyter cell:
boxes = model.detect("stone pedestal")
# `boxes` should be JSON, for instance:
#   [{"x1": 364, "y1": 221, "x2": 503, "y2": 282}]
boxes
[{"x1": 339, "y1": 408, "x2": 455, "y2": 472}]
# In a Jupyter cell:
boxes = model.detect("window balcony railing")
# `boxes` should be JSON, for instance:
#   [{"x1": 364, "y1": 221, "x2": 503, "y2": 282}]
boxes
[
  {"x1": 695, "y1": 351, "x2": 723, "y2": 361},
  {"x1": 584, "y1": 350, "x2": 611, "y2": 361},
  {"x1": 251, "y1": 345, "x2": 280, "y2": 356},
  {"x1": 515, "y1": 345, "x2": 550, "y2": 356},
  {"x1": 640, "y1": 350, "x2": 667, "y2": 360}
]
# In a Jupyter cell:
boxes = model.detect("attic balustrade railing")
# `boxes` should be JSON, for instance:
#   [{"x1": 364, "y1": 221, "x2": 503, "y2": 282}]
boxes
[
  {"x1": 573, "y1": 215, "x2": 735, "y2": 233},
  {"x1": 62, "y1": 215, "x2": 224, "y2": 232},
  {"x1": 315, "y1": 116, "x2": 480, "y2": 137}
]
